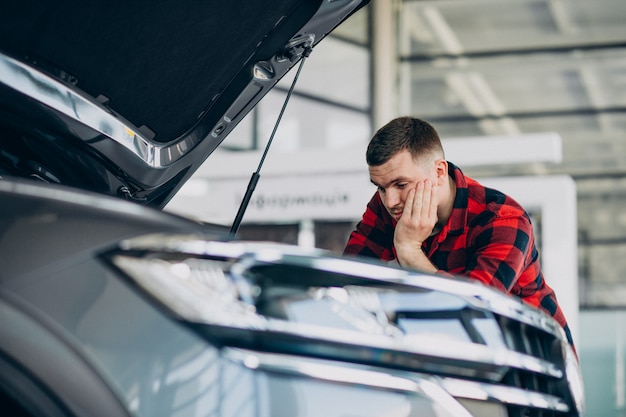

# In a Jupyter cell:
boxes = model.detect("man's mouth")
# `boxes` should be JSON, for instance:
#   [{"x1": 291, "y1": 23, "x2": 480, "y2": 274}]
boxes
[{"x1": 390, "y1": 208, "x2": 403, "y2": 219}]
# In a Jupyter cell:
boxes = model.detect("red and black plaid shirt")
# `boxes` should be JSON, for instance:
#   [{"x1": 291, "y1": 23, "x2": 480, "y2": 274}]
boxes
[{"x1": 344, "y1": 162, "x2": 573, "y2": 345}]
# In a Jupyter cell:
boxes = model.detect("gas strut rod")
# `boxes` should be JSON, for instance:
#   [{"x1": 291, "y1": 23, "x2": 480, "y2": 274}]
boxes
[{"x1": 229, "y1": 46, "x2": 312, "y2": 237}]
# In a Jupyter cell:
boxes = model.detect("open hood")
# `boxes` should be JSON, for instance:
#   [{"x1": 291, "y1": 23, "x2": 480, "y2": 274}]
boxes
[{"x1": 0, "y1": 0, "x2": 369, "y2": 208}]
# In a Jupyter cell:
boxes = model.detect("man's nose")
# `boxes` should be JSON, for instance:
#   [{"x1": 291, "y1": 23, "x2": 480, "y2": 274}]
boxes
[{"x1": 383, "y1": 189, "x2": 401, "y2": 208}]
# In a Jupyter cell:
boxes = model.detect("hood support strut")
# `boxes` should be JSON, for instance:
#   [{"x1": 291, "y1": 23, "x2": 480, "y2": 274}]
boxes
[{"x1": 229, "y1": 46, "x2": 313, "y2": 237}]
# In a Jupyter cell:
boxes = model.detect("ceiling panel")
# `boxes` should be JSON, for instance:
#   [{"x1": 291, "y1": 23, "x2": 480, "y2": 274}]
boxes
[
  {"x1": 400, "y1": 0, "x2": 626, "y2": 55},
  {"x1": 399, "y1": 0, "x2": 626, "y2": 153},
  {"x1": 402, "y1": 48, "x2": 626, "y2": 119}
]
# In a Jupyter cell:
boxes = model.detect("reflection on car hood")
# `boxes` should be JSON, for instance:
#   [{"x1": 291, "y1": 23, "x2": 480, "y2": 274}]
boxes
[{"x1": 0, "y1": 0, "x2": 369, "y2": 207}]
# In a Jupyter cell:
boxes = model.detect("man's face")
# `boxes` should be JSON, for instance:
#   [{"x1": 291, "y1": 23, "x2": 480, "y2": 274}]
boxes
[{"x1": 369, "y1": 149, "x2": 439, "y2": 221}]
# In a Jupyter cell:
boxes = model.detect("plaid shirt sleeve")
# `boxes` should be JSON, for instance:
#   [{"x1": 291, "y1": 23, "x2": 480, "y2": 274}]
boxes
[
  {"x1": 343, "y1": 192, "x2": 396, "y2": 261},
  {"x1": 460, "y1": 211, "x2": 535, "y2": 292},
  {"x1": 452, "y1": 206, "x2": 574, "y2": 346}
]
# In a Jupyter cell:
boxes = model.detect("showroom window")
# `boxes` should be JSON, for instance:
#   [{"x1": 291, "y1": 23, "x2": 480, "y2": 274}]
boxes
[
  {"x1": 397, "y1": 0, "x2": 626, "y2": 308},
  {"x1": 224, "y1": 5, "x2": 372, "y2": 152}
]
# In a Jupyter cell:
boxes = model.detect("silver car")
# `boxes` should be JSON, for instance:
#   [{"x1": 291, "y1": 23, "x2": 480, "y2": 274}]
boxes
[{"x1": 0, "y1": 0, "x2": 583, "y2": 416}]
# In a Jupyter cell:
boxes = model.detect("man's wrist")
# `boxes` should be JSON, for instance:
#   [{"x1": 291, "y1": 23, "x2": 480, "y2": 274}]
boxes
[{"x1": 396, "y1": 245, "x2": 437, "y2": 273}]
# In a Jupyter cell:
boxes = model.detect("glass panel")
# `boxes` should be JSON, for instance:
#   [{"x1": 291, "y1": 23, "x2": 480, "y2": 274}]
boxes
[
  {"x1": 400, "y1": 0, "x2": 626, "y2": 56},
  {"x1": 400, "y1": 49, "x2": 626, "y2": 126},
  {"x1": 331, "y1": 3, "x2": 370, "y2": 45},
  {"x1": 579, "y1": 309, "x2": 626, "y2": 417},
  {"x1": 515, "y1": 113, "x2": 626, "y2": 135},
  {"x1": 278, "y1": 37, "x2": 370, "y2": 111},
  {"x1": 581, "y1": 246, "x2": 626, "y2": 306},
  {"x1": 577, "y1": 178, "x2": 626, "y2": 242},
  {"x1": 255, "y1": 90, "x2": 370, "y2": 151}
]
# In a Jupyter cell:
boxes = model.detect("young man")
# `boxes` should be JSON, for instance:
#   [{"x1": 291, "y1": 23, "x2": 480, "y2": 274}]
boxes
[{"x1": 344, "y1": 116, "x2": 573, "y2": 345}]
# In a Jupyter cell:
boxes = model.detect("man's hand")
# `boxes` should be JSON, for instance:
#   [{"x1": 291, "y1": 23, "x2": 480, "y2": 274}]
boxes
[{"x1": 393, "y1": 179, "x2": 438, "y2": 272}]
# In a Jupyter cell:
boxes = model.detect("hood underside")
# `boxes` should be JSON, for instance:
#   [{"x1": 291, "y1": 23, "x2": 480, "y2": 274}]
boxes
[{"x1": 0, "y1": 0, "x2": 368, "y2": 207}]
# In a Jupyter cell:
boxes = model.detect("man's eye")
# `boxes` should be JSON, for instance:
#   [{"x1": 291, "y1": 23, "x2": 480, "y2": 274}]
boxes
[
  {"x1": 378, "y1": 187, "x2": 386, "y2": 194},
  {"x1": 397, "y1": 183, "x2": 408, "y2": 189}
]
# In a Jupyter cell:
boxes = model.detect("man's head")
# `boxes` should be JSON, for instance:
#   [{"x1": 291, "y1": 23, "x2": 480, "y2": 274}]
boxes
[
  {"x1": 367, "y1": 117, "x2": 451, "y2": 223},
  {"x1": 366, "y1": 117, "x2": 445, "y2": 167}
]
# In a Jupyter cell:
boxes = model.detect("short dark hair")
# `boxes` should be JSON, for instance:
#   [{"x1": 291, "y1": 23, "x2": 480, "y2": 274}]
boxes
[{"x1": 366, "y1": 117, "x2": 444, "y2": 166}]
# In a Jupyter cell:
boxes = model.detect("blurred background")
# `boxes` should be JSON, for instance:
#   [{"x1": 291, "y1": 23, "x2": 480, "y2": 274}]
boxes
[{"x1": 165, "y1": 1, "x2": 626, "y2": 414}]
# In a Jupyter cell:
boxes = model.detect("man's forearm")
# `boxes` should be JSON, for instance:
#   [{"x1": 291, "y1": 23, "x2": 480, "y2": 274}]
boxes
[{"x1": 396, "y1": 245, "x2": 438, "y2": 273}]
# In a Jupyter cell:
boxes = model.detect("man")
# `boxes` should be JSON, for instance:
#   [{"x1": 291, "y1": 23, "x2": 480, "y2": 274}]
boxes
[{"x1": 344, "y1": 116, "x2": 573, "y2": 346}]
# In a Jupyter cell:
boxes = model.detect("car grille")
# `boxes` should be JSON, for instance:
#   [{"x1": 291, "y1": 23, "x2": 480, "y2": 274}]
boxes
[
  {"x1": 387, "y1": 294, "x2": 576, "y2": 415},
  {"x1": 492, "y1": 314, "x2": 572, "y2": 416}
]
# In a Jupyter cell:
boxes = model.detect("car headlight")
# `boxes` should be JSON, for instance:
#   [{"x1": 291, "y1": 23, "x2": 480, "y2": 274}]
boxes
[{"x1": 111, "y1": 254, "x2": 268, "y2": 329}]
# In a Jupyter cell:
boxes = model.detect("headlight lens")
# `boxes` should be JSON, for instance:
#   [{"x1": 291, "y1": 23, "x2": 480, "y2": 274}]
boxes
[{"x1": 111, "y1": 255, "x2": 267, "y2": 329}]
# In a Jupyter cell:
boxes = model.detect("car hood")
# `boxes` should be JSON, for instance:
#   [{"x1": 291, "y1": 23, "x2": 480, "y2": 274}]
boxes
[{"x1": 0, "y1": 0, "x2": 368, "y2": 208}]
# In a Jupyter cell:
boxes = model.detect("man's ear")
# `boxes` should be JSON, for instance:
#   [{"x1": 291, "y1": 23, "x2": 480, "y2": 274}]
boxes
[{"x1": 434, "y1": 159, "x2": 448, "y2": 186}]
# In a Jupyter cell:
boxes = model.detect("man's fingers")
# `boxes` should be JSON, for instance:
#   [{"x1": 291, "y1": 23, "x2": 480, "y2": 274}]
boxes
[
  {"x1": 417, "y1": 180, "x2": 432, "y2": 218},
  {"x1": 421, "y1": 180, "x2": 437, "y2": 220},
  {"x1": 404, "y1": 186, "x2": 415, "y2": 217},
  {"x1": 412, "y1": 181, "x2": 424, "y2": 217},
  {"x1": 429, "y1": 184, "x2": 438, "y2": 219},
  {"x1": 396, "y1": 180, "x2": 437, "y2": 246},
  {"x1": 415, "y1": 180, "x2": 438, "y2": 225}
]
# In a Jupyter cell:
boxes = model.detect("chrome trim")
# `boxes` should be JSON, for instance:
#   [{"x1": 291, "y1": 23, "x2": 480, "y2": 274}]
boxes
[
  {"x1": 288, "y1": 327, "x2": 559, "y2": 379},
  {"x1": 257, "y1": 247, "x2": 566, "y2": 341},
  {"x1": 225, "y1": 347, "x2": 571, "y2": 413},
  {"x1": 252, "y1": 61, "x2": 276, "y2": 81},
  {"x1": 440, "y1": 377, "x2": 570, "y2": 413},
  {"x1": 118, "y1": 233, "x2": 566, "y2": 341},
  {"x1": 399, "y1": 274, "x2": 566, "y2": 340},
  {"x1": 223, "y1": 348, "x2": 476, "y2": 417},
  {"x1": 112, "y1": 245, "x2": 565, "y2": 380},
  {"x1": 563, "y1": 341, "x2": 586, "y2": 414},
  {"x1": 257, "y1": 320, "x2": 563, "y2": 379},
  {"x1": 224, "y1": 347, "x2": 419, "y2": 391},
  {"x1": 0, "y1": 51, "x2": 277, "y2": 168},
  {"x1": 0, "y1": 52, "x2": 177, "y2": 167},
  {"x1": 118, "y1": 233, "x2": 413, "y2": 280}
]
